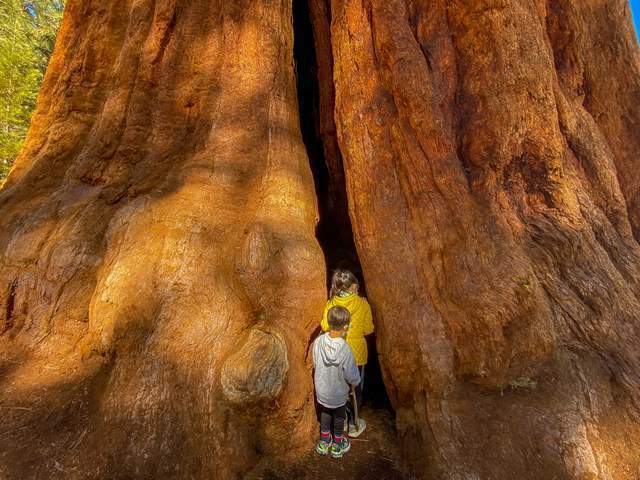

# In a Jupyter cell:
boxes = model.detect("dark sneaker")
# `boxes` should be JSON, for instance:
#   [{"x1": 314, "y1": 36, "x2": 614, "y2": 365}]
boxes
[
  {"x1": 347, "y1": 418, "x2": 367, "y2": 438},
  {"x1": 315, "y1": 438, "x2": 332, "y2": 456},
  {"x1": 330, "y1": 437, "x2": 351, "y2": 458}
]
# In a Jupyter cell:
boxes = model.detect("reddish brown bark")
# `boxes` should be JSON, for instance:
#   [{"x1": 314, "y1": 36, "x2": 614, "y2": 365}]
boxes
[
  {"x1": 0, "y1": 1, "x2": 325, "y2": 478},
  {"x1": 1, "y1": 0, "x2": 640, "y2": 479},
  {"x1": 325, "y1": 0, "x2": 640, "y2": 478}
]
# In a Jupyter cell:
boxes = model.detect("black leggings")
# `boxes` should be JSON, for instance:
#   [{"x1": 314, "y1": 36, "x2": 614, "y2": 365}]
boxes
[{"x1": 319, "y1": 403, "x2": 346, "y2": 438}]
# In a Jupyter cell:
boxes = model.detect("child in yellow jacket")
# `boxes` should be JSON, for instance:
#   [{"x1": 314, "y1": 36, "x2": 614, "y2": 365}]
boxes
[{"x1": 321, "y1": 269, "x2": 374, "y2": 437}]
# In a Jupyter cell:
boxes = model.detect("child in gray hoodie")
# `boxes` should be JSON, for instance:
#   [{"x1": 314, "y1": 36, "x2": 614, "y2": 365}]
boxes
[{"x1": 312, "y1": 305, "x2": 361, "y2": 458}]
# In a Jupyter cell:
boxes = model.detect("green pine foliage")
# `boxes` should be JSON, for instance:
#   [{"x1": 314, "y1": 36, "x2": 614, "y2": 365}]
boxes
[{"x1": 0, "y1": 0, "x2": 64, "y2": 181}]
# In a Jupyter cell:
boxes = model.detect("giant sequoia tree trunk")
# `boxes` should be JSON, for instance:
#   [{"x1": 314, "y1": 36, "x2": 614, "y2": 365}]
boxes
[
  {"x1": 0, "y1": 1, "x2": 326, "y2": 478},
  {"x1": 1, "y1": 0, "x2": 640, "y2": 479},
  {"x1": 320, "y1": 0, "x2": 640, "y2": 478}
]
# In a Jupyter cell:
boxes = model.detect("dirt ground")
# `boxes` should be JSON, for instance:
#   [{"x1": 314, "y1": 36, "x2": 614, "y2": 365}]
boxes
[{"x1": 245, "y1": 406, "x2": 410, "y2": 480}]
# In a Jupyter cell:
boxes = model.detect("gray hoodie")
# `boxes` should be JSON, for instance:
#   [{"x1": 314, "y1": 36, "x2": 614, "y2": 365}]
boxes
[{"x1": 312, "y1": 332, "x2": 361, "y2": 408}]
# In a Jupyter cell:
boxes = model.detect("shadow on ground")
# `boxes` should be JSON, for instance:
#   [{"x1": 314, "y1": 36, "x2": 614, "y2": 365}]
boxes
[{"x1": 245, "y1": 406, "x2": 411, "y2": 480}]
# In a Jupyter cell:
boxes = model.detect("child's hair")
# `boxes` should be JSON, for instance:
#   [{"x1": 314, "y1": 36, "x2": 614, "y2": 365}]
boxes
[
  {"x1": 327, "y1": 306, "x2": 351, "y2": 330},
  {"x1": 329, "y1": 269, "x2": 358, "y2": 298}
]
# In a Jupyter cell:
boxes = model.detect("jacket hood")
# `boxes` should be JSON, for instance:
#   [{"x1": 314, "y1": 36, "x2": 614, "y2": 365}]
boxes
[
  {"x1": 316, "y1": 333, "x2": 351, "y2": 366},
  {"x1": 331, "y1": 293, "x2": 364, "y2": 314}
]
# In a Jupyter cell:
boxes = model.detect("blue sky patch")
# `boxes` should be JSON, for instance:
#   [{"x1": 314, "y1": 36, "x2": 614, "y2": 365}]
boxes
[{"x1": 631, "y1": 0, "x2": 640, "y2": 42}]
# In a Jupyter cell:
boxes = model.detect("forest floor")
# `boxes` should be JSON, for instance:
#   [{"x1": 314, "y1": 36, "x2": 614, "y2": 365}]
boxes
[{"x1": 245, "y1": 406, "x2": 410, "y2": 480}]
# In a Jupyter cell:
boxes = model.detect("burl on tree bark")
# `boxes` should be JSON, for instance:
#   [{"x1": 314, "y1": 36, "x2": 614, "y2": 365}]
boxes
[{"x1": 1, "y1": 0, "x2": 640, "y2": 479}]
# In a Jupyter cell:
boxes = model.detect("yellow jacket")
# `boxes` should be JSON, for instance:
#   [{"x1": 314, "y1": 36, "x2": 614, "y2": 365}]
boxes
[{"x1": 321, "y1": 294, "x2": 374, "y2": 366}]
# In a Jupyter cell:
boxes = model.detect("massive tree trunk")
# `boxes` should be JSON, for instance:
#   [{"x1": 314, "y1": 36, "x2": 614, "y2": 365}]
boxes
[
  {"x1": 0, "y1": 1, "x2": 326, "y2": 478},
  {"x1": 1, "y1": 0, "x2": 640, "y2": 479},
  {"x1": 320, "y1": 0, "x2": 640, "y2": 478}
]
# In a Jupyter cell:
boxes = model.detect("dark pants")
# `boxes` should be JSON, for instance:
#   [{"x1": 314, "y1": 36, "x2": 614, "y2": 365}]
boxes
[
  {"x1": 319, "y1": 403, "x2": 346, "y2": 438},
  {"x1": 347, "y1": 365, "x2": 365, "y2": 426}
]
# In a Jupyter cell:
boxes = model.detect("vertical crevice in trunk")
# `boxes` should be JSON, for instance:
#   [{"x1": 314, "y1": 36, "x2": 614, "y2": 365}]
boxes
[
  {"x1": 292, "y1": 0, "x2": 392, "y2": 412},
  {"x1": 292, "y1": 0, "x2": 357, "y2": 279},
  {"x1": 2, "y1": 280, "x2": 17, "y2": 335}
]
